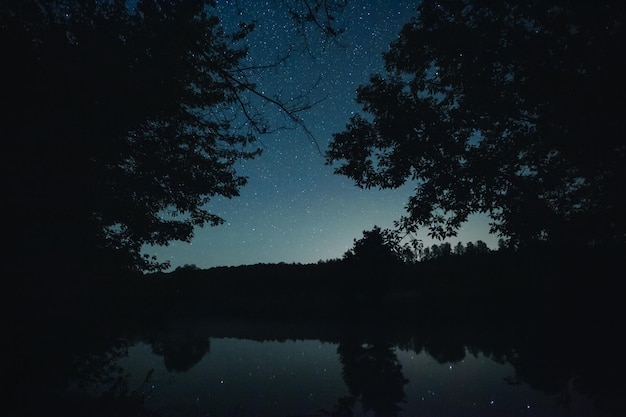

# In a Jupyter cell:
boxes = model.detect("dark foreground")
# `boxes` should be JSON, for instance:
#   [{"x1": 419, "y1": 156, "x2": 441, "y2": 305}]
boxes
[{"x1": 7, "y1": 247, "x2": 625, "y2": 416}]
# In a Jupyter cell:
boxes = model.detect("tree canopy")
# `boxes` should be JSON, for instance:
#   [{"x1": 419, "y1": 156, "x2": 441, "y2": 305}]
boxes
[
  {"x1": 3, "y1": 0, "x2": 337, "y2": 275},
  {"x1": 327, "y1": 0, "x2": 626, "y2": 249},
  {"x1": 343, "y1": 226, "x2": 400, "y2": 265}
]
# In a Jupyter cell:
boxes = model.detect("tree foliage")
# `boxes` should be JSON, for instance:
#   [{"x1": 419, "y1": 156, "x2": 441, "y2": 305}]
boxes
[
  {"x1": 327, "y1": 0, "x2": 626, "y2": 249},
  {"x1": 344, "y1": 226, "x2": 396, "y2": 264},
  {"x1": 340, "y1": 226, "x2": 415, "y2": 305},
  {"x1": 3, "y1": 0, "x2": 329, "y2": 274},
  {"x1": 423, "y1": 240, "x2": 490, "y2": 261},
  {"x1": 344, "y1": 226, "x2": 421, "y2": 265}
]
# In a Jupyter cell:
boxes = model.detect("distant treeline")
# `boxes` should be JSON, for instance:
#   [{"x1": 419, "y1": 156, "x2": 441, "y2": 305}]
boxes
[
  {"x1": 121, "y1": 238, "x2": 621, "y2": 324},
  {"x1": 420, "y1": 240, "x2": 492, "y2": 260}
]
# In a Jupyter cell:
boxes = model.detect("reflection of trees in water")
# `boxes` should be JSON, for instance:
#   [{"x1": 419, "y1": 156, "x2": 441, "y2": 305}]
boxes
[
  {"x1": 20, "y1": 311, "x2": 622, "y2": 417},
  {"x1": 148, "y1": 324, "x2": 211, "y2": 373},
  {"x1": 70, "y1": 341, "x2": 131, "y2": 394},
  {"x1": 336, "y1": 339, "x2": 408, "y2": 417},
  {"x1": 501, "y1": 326, "x2": 625, "y2": 416},
  {"x1": 391, "y1": 318, "x2": 624, "y2": 417},
  {"x1": 10, "y1": 328, "x2": 148, "y2": 417},
  {"x1": 423, "y1": 333, "x2": 467, "y2": 364},
  {"x1": 28, "y1": 322, "x2": 213, "y2": 415}
]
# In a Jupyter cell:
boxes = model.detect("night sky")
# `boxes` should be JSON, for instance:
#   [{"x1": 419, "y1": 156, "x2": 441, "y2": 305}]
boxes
[{"x1": 144, "y1": 0, "x2": 498, "y2": 270}]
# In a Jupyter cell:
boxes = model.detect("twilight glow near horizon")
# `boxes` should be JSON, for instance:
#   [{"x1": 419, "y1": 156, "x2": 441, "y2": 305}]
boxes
[{"x1": 144, "y1": 0, "x2": 498, "y2": 270}]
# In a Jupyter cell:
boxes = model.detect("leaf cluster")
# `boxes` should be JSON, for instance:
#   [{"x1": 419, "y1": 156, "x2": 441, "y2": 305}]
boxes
[
  {"x1": 3, "y1": 1, "x2": 280, "y2": 272},
  {"x1": 327, "y1": 0, "x2": 626, "y2": 248}
]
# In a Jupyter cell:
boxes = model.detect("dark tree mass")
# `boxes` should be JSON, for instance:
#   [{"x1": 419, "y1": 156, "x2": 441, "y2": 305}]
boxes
[
  {"x1": 6, "y1": 3, "x2": 625, "y2": 416},
  {"x1": 3, "y1": 0, "x2": 330, "y2": 274},
  {"x1": 327, "y1": 0, "x2": 626, "y2": 249},
  {"x1": 5, "y1": 0, "x2": 256, "y2": 273}
]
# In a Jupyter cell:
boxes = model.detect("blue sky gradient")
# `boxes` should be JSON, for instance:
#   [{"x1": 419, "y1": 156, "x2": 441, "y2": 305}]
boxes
[{"x1": 144, "y1": 1, "x2": 498, "y2": 269}]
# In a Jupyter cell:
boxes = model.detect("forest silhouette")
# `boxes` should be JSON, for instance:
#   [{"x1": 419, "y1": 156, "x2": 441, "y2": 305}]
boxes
[
  {"x1": 4, "y1": 1, "x2": 624, "y2": 416},
  {"x1": 6, "y1": 0, "x2": 624, "y2": 287}
]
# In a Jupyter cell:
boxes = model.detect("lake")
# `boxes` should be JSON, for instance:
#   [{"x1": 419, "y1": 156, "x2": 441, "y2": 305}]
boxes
[
  {"x1": 114, "y1": 337, "x2": 597, "y2": 417},
  {"x1": 55, "y1": 316, "x2": 620, "y2": 417},
  {"x1": 9, "y1": 250, "x2": 624, "y2": 416}
]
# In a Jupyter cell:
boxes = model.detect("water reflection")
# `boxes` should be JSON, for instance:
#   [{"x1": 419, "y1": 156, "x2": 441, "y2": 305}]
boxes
[
  {"x1": 12, "y1": 315, "x2": 622, "y2": 417},
  {"x1": 121, "y1": 339, "x2": 349, "y2": 417},
  {"x1": 336, "y1": 340, "x2": 407, "y2": 416},
  {"x1": 99, "y1": 321, "x2": 613, "y2": 417},
  {"x1": 147, "y1": 321, "x2": 212, "y2": 373}
]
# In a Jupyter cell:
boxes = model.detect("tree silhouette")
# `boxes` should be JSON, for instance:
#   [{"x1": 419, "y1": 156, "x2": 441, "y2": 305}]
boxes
[
  {"x1": 327, "y1": 1, "x2": 626, "y2": 249},
  {"x1": 3, "y1": 0, "x2": 327, "y2": 275},
  {"x1": 421, "y1": 242, "x2": 452, "y2": 261},
  {"x1": 453, "y1": 242, "x2": 465, "y2": 256},
  {"x1": 337, "y1": 340, "x2": 408, "y2": 417},
  {"x1": 149, "y1": 326, "x2": 211, "y2": 373},
  {"x1": 344, "y1": 226, "x2": 399, "y2": 265},
  {"x1": 341, "y1": 226, "x2": 405, "y2": 304},
  {"x1": 473, "y1": 240, "x2": 490, "y2": 255}
]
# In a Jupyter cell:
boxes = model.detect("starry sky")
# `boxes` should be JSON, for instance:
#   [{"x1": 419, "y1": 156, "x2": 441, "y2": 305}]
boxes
[{"x1": 144, "y1": 0, "x2": 498, "y2": 270}]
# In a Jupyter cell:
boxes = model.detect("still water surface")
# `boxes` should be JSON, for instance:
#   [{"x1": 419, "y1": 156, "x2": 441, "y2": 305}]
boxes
[{"x1": 112, "y1": 335, "x2": 601, "y2": 417}]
